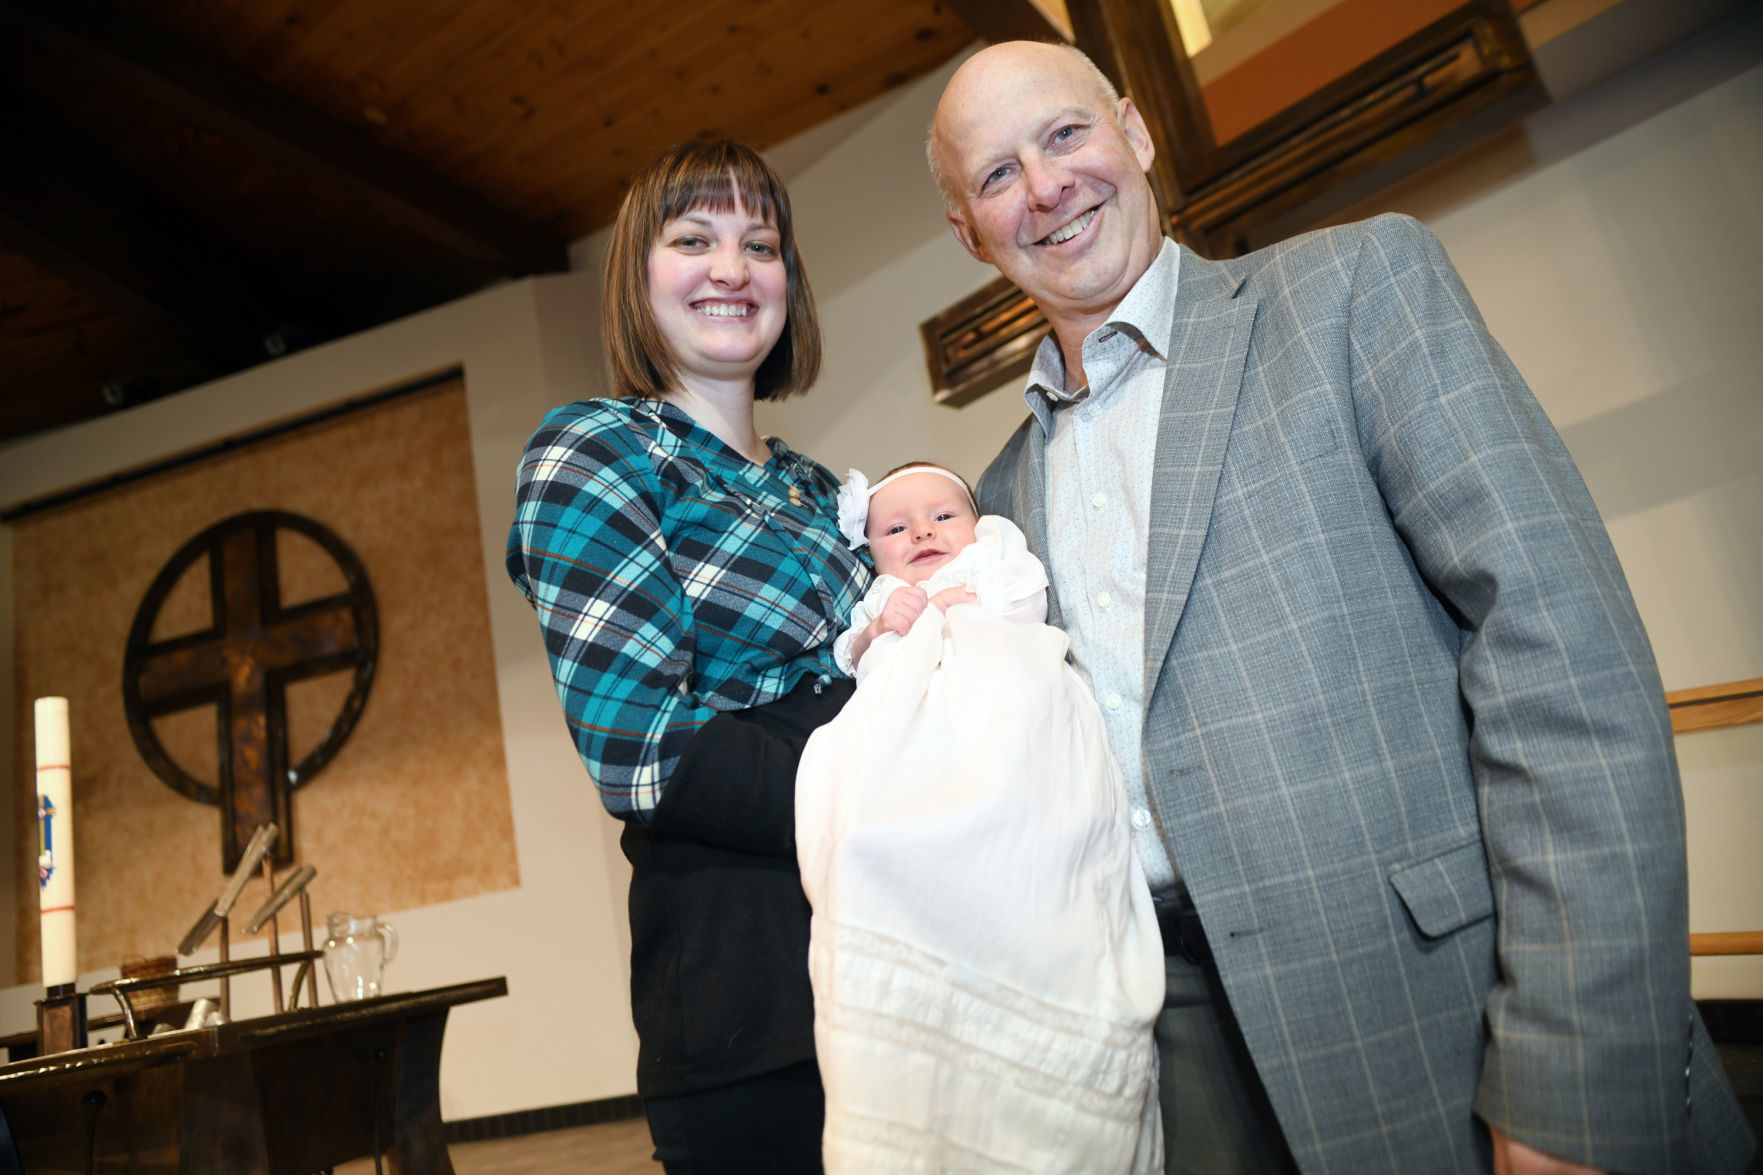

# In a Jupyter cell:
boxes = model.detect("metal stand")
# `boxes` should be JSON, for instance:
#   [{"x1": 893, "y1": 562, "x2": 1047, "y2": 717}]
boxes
[
  {"x1": 299, "y1": 892, "x2": 320, "y2": 1008},
  {"x1": 260, "y1": 857, "x2": 284, "y2": 1014},
  {"x1": 90, "y1": 952, "x2": 323, "y2": 1039},
  {"x1": 35, "y1": 984, "x2": 86, "y2": 1054},
  {"x1": 218, "y1": 918, "x2": 231, "y2": 1021},
  {"x1": 69, "y1": 849, "x2": 327, "y2": 1045}
]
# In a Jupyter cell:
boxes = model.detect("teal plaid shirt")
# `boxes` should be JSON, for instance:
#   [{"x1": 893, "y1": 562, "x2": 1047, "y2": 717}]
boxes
[{"x1": 507, "y1": 397, "x2": 870, "y2": 821}]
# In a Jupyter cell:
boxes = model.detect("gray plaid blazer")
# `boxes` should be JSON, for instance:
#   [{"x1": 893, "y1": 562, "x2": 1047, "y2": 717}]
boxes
[{"x1": 977, "y1": 215, "x2": 1751, "y2": 1174}]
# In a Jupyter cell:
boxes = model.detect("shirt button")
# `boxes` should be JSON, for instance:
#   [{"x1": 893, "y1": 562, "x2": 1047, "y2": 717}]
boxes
[
  {"x1": 1092, "y1": 492, "x2": 1106, "y2": 509},
  {"x1": 1106, "y1": 692, "x2": 1122, "y2": 711},
  {"x1": 1098, "y1": 591, "x2": 1112, "y2": 608},
  {"x1": 1132, "y1": 808, "x2": 1152, "y2": 830}
]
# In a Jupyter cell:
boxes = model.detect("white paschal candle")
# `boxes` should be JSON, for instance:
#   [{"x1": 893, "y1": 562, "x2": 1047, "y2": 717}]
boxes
[{"x1": 36, "y1": 696, "x2": 77, "y2": 991}]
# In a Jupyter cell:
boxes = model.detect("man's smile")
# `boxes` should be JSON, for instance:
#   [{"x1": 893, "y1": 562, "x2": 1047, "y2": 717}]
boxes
[{"x1": 1037, "y1": 206, "x2": 1098, "y2": 247}]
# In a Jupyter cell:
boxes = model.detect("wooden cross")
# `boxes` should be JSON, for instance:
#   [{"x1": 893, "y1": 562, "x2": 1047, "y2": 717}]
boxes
[{"x1": 124, "y1": 511, "x2": 377, "y2": 873}]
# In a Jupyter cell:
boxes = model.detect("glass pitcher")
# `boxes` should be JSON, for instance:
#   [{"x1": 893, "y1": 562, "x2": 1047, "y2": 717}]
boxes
[{"x1": 322, "y1": 912, "x2": 398, "y2": 1002}]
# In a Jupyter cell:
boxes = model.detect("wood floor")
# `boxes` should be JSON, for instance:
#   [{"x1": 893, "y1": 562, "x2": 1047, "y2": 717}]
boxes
[{"x1": 333, "y1": 1117, "x2": 662, "y2": 1175}]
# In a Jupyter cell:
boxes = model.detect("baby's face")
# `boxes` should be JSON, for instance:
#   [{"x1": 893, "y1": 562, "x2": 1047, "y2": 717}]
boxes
[{"x1": 866, "y1": 472, "x2": 978, "y2": 585}]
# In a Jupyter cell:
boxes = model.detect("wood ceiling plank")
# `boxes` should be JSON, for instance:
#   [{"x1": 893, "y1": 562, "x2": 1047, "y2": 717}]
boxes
[
  {"x1": 0, "y1": 84, "x2": 270, "y2": 367},
  {"x1": 0, "y1": 0, "x2": 978, "y2": 442},
  {"x1": 4, "y1": 0, "x2": 566, "y2": 275},
  {"x1": 0, "y1": 251, "x2": 213, "y2": 440},
  {"x1": 942, "y1": 0, "x2": 1069, "y2": 43},
  {"x1": 473, "y1": 2, "x2": 971, "y2": 229},
  {"x1": 112, "y1": 0, "x2": 972, "y2": 237}
]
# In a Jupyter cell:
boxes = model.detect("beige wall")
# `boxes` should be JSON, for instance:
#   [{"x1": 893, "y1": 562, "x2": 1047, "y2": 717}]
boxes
[
  {"x1": 0, "y1": 274, "x2": 641, "y2": 1119},
  {"x1": 1, "y1": 5, "x2": 1757, "y2": 1121},
  {"x1": 8, "y1": 382, "x2": 521, "y2": 986}
]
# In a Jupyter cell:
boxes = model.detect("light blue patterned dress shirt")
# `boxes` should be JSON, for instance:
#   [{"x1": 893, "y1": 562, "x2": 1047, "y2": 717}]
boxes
[{"x1": 1023, "y1": 239, "x2": 1183, "y2": 894}]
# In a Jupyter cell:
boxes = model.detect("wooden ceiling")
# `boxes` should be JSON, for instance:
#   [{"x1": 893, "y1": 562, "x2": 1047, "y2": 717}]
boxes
[{"x1": 0, "y1": 0, "x2": 1029, "y2": 447}]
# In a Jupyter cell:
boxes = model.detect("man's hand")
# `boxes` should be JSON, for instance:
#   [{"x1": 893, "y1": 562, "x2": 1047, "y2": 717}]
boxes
[
  {"x1": 1489, "y1": 1127, "x2": 1607, "y2": 1175},
  {"x1": 850, "y1": 587, "x2": 929, "y2": 667},
  {"x1": 928, "y1": 586, "x2": 978, "y2": 612}
]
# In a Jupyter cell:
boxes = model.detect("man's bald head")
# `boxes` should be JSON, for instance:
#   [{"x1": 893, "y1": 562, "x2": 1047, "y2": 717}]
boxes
[
  {"x1": 927, "y1": 42, "x2": 1120, "y2": 211},
  {"x1": 924, "y1": 38, "x2": 1162, "y2": 357}
]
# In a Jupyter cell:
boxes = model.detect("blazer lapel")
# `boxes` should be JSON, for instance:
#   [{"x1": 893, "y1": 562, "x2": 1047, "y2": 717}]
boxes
[{"x1": 1143, "y1": 253, "x2": 1257, "y2": 689}]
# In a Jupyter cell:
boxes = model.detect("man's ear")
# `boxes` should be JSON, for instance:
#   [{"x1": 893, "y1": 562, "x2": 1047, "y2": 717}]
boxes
[
  {"x1": 1118, "y1": 97, "x2": 1156, "y2": 174},
  {"x1": 947, "y1": 209, "x2": 990, "y2": 264}
]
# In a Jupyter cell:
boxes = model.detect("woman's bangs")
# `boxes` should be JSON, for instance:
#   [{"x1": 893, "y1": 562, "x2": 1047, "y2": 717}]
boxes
[{"x1": 660, "y1": 147, "x2": 784, "y2": 228}]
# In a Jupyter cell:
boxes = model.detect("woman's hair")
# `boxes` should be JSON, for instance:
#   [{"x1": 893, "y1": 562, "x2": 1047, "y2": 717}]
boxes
[{"x1": 603, "y1": 139, "x2": 821, "y2": 401}]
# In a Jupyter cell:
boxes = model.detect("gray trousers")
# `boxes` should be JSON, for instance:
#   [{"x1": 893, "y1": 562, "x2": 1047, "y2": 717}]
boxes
[{"x1": 1157, "y1": 950, "x2": 1299, "y2": 1175}]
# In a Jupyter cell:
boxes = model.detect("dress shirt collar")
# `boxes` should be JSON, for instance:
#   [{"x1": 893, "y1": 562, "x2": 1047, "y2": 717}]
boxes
[{"x1": 1024, "y1": 237, "x2": 1183, "y2": 436}]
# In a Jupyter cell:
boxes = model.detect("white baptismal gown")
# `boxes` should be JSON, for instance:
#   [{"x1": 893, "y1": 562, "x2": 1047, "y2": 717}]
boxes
[{"x1": 797, "y1": 516, "x2": 1165, "y2": 1174}]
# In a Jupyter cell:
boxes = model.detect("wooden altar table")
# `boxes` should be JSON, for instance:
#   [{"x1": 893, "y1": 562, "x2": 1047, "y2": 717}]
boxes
[{"x1": 0, "y1": 977, "x2": 506, "y2": 1174}]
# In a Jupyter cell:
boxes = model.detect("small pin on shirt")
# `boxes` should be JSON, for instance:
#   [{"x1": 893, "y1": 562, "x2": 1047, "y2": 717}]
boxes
[{"x1": 789, "y1": 485, "x2": 805, "y2": 508}]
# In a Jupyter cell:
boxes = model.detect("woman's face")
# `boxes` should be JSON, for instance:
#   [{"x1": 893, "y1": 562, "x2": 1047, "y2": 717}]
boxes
[{"x1": 646, "y1": 195, "x2": 788, "y2": 393}]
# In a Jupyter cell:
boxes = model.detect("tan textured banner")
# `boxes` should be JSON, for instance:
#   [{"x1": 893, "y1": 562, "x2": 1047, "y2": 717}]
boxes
[{"x1": 10, "y1": 376, "x2": 518, "y2": 984}]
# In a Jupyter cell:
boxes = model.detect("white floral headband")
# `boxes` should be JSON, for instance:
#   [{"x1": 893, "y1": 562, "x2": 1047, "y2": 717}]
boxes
[{"x1": 836, "y1": 465, "x2": 975, "y2": 550}]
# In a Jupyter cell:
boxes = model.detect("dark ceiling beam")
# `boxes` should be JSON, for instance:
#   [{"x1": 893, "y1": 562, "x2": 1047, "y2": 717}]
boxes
[
  {"x1": 0, "y1": 0, "x2": 567, "y2": 281},
  {"x1": 0, "y1": 85, "x2": 264, "y2": 374},
  {"x1": 944, "y1": 0, "x2": 1072, "y2": 45}
]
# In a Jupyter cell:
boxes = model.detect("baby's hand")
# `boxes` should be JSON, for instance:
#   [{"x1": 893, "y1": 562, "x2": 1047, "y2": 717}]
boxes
[
  {"x1": 929, "y1": 586, "x2": 978, "y2": 613},
  {"x1": 850, "y1": 586, "x2": 929, "y2": 668},
  {"x1": 877, "y1": 586, "x2": 929, "y2": 635}
]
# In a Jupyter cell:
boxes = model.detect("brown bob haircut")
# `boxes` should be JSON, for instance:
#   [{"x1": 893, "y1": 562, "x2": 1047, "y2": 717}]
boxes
[{"x1": 604, "y1": 139, "x2": 821, "y2": 401}]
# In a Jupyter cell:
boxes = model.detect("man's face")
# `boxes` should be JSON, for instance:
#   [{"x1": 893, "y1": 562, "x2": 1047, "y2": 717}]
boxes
[
  {"x1": 866, "y1": 472, "x2": 979, "y2": 586},
  {"x1": 934, "y1": 44, "x2": 1161, "y2": 328}
]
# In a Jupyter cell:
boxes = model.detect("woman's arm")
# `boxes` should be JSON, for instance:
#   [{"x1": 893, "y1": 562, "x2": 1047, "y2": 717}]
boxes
[
  {"x1": 650, "y1": 675, "x2": 854, "y2": 856},
  {"x1": 508, "y1": 408, "x2": 718, "y2": 823},
  {"x1": 510, "y1": 407, "x2": 862, "y2": 856}
]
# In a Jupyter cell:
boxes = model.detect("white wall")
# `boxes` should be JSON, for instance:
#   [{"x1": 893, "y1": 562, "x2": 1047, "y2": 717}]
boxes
[
  {"x1": 1327, "y1": 9, "x2": 1763, "y2": 996},
  {"x1": 0, "y1": 274, "x2": 642, "y2": 1119},
  {"x1": 755, "y1": 49, "x2": 1031, "y2": 486},
  {"x1": 756, "y1": 17, "x2": 1763, "y2": 995}
]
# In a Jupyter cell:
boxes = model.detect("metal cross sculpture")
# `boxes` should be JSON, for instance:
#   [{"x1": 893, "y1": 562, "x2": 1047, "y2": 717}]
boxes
[{"x1": 124, "y1": 511, "x2": 378, "y2": 872}]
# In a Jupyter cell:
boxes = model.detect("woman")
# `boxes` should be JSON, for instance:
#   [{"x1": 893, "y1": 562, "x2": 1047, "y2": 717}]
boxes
[{"x1": 507, "y1": 140, "x2": 869, "y2": 1172}]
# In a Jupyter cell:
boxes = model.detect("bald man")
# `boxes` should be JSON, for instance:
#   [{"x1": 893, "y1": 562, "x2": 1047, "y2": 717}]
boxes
[{"x1": 930, "y1": 41, "x2": 1751, "y2": 1175}]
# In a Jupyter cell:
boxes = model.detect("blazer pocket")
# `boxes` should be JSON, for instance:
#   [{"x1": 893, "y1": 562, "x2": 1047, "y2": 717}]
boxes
[{"x1": 1388, "y1": 837, "x2": 1495, "y2": 940}]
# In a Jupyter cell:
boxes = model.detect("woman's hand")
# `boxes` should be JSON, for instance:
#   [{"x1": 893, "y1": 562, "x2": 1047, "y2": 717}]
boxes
[
  {"x1": 850, "y1": 587, "x2": 928, "y2": 666},
  {"x1": 929, "y1": 586, "x2": 977, "y2": 612}
]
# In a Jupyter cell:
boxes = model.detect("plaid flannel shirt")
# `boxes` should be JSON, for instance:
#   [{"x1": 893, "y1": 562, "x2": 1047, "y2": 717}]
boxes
[{"x1": 507, "y1": 397, "x2": 870, "y2": 822}]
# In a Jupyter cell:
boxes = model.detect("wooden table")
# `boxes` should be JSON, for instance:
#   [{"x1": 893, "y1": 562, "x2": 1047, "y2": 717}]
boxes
[{"x1": 0, "y1": 977, "x2": 506, "y2": 1174}]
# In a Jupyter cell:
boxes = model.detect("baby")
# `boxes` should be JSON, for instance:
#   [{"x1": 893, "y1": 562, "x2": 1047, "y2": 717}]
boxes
[
  {"x1": 832, "y1": 462, "x2": 1046, "y2": 675},
  {"x1": 796, "y1": 462, "x2": 1164, "y2": 1174}
]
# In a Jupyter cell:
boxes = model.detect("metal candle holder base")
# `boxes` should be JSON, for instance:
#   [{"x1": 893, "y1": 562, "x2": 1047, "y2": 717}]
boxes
[
  {"x1": 22, "y1": 822, "x2": 323, "y2": 1056},
  {"x1": 88, "y1": 843, "x2": 323, "y2": 1044},
  {"x1": 35, "y1": 985, "x2": 86, "y2": 1054},
  {"x1": 90, "y1": 951, "x2": 323, "y2": 1040}
]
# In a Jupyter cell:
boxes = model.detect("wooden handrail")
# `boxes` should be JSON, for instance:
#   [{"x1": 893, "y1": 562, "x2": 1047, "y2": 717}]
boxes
[
  {"x1": 1690, "y1": 932, "x2": 1763, "y2": 957},
  {"x1": 1664, "y1": 681, "x2": 1759, "y2": 960},
  {"x1": 1667, "y1": 677, "x2": 1763, "y2": 734}
]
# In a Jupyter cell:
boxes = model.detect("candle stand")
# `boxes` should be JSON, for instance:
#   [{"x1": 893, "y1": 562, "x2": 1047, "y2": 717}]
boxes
[
  {"x1": 34, "y1": 986, "x2": 85, "y2": 1056},
  {"x1": 90, "y1": 952, "x2": 323, "y2": 1041}
]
